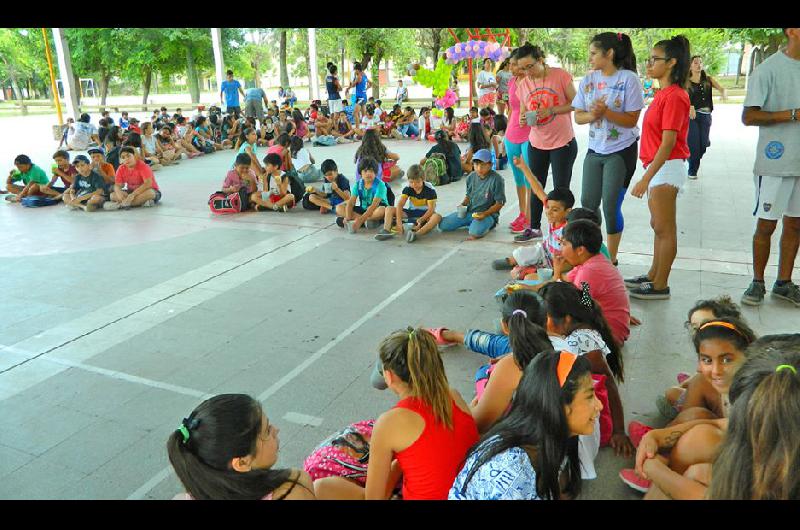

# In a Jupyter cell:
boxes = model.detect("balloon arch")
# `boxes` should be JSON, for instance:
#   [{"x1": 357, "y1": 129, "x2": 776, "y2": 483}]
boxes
[{"x1": 446, "y1": 28, "x2": 512, "y2": 108}]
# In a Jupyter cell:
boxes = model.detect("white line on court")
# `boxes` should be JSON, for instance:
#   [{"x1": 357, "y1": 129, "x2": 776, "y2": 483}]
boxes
[
  {"x1": 283, "y1": 412, "x2": 324, "y2": 427},
  {"x1": 127, "y1": 245, "x2": 461, "y2": 499}
]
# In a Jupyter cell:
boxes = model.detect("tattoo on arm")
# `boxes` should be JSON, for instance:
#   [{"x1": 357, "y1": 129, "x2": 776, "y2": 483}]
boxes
[{"x1": 663, "y1": 430, "x2": 683, "y2": 449}]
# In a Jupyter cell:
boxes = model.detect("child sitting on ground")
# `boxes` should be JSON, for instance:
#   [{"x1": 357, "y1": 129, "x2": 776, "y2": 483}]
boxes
[
  {"x1": 461, "y1": 122, "x2": 492, "y2": 173},
  {"x1": 493, "y1": 159, "x2": 574, "y2": 279},
  {"x1": 417, "y1": 107, "x2": 434, "y2": 142},
  {"x1": 450, "y1": 351, "x2": 599, "y2": 500},
  {"x1": 119, "y1": 111, "x2": 130, "y2": 130},
  {"x1": 313, "y1": 328, "x2": 478, "y2": 500},
  {"x1": 5, "y1": 155, "x2": 50, "y2": 203},
  {"x1": 168, "y1": 393, "x2": 315, "y2": 500},
  {"x1": 337, "y1": 157, "x2": 389, "y2": 234},
  {"x1": 104, "y1": 147, "x2": 161, "y2": 210},
  {"x1": 439, "y1": 149, "x2": 505, "y2": 240},
  {"x1": 290, "y1": 136, "x2": 322, "y2": 183},
  {"x1": 656, "y1": 296, "x2": 744, "y2": 420},
  {"x1": 62, "y1": 155, "x2": 108, "y2": 212},
  {"x1": 234, "y1": 128, "x2": 264, "y2": 175},
  {"x1": 266, "y1": 133, "x2": 293, "y2": 172},
  {"x1": 252, "y1": 152, "x2": 295, "y2": 212},
  {"x1": 455, "y1": 114, "x2": 470, "y2": 142},
  {"x1": 88, "y1": 147, "x2": 116, "y2": 187},
  {"x1": 374, "y1": 164, "x2": 441, "y2": 243},
  {"x1": 222, "y1": 153, "x2": 258, "y2": 210},
  {"x1": 42, "y1": 150, "x2": 78, "y2": 201},
  {"x1": 304, "y1": 159, "x2": 350, "y2": 214},
  {"x1": 620, "y1": 317, "x2": 757, "y2": 498},
  {"x1": 354, "y1": 129, "x2": 402, "y2": 182}
]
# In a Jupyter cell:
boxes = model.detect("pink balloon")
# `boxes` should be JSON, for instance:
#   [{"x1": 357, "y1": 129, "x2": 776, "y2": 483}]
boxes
[{"x1": 454, "y1": 44, "x2": 462, "y2": 53}]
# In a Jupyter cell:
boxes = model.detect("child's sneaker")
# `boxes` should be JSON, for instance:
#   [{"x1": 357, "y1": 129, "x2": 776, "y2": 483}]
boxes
[
  {"x1": 374, "y1": 229, "x2": 394, "y2": 241},
  {"x1": 510, "y1": 219, "x2": 528, "y2": 234},
  {"x1": 282, "y1": 204, "x2": 290, "y2": 212},
  {"x1": 492, "y1": 258, "x2": 514, "y2": 270},
  {"x1": 406, "y1": 229, "x2": 416, "y2": 243},
  {"x1": 425, "y1": 328, "x2": 456, "y2": 347},
  {"x1": 365, "y1": 219, "x2": 382, "y2": 230},
  {"x1": 103, "y1": 201, "x2": 120, "y2": 211},
  {"x1": 513, "y1": 228, "x2": 543, "y2": 244},
  {"x1": 741, "y1": 280, "x2": 766, "y2": 306},
  {"x1": 336, "y1": 216, "x2": 345, "y2": 228},
  {"x1": 345, "y1": 220, "x2": 356, "y2": 234},
  {"x1": 771, "y1": 281, "x2": 800, "y2": 307},
  {"x1": 508, "y1": 212, "x2": 524, "y2": 229},
  {"x1": 142, "y1": 200, "x2": 155, "y2": 208},
  {"x1": 619, "y1": 469, "x2": 651, "y2": 493},
  {"x1": 628, "y1": 420, "x2": 654, "y2": 448},
  {"x1": 272, "y1": 204, "x2": 281, "y2": 211}
]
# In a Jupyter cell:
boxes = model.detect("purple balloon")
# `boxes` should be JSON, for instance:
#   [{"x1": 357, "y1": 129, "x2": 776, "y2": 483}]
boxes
[{"x1": 478, "y1": 40, "x2": 487, "y2": 48}]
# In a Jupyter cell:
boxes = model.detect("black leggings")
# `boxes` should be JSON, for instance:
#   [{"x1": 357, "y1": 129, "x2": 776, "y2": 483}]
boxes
[{"x1": 528, "y1": 138, "x2": 578, "y2": 230}]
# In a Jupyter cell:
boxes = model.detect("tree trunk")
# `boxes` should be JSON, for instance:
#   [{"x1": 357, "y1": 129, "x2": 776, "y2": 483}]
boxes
[
  {"x1": 279, "y1": 30, "x2": 289, "y2": 88},
  {"x1": 100, "y1": 71, "x2": 111, "y2": 105},
  {"x1": 735, "y1": 40, "x2": 745, "y2": 87},
  {"x1": 9, "y1": 71, "x2": 27, "y2": 115},
  {"x1": 516, "y1": 28, "x2": 527, "y2": 46},
  {"x1": 431, "y1": 29, "x2": 442, "y2": 63},
  {"x1": 372, "y1": 51, "x2": 383, "y2": 99},
  {"x1": 186, "y1": 45, "x2": 200, "y2": 104},
  {"x1": 73, "y1": 72, "x2": 81, "y2": 106},
  {"x1": 142, "y1": 68, "x2": 152, "y2": 107},
  {"x1": 306, "y1": 44, "x2": 312, "y2": 101},
  {"x1": 252, "y1": 58, "x2": 261, "y2": 87},
  {"x1": 360, "y1": 52, "x2": 372, "y2": 72}
]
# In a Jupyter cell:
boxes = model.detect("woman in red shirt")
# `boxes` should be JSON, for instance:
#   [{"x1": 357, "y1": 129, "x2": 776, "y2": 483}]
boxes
[
  {"x1": 313, "y1": 328, "x2": 479, "y2": 500},
  {"x1": 628, "y1": 36, "x2": 691, "y2": 300}
]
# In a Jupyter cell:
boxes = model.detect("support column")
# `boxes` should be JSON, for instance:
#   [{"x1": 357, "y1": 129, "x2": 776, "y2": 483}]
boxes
[
  {"x1": 308, "y1": 28, "x2": 320, "y2": 101},
  {"x1": 210, "y1": 28, "x2": 225, "y2": 97},
  {"x1": 51, "y1": 28, "x2": 79, "y2": 120}
]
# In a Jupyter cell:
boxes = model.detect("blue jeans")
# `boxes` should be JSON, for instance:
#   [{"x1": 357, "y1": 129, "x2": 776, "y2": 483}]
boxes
[
  {"x1": 398, "y1": 123, "x2": 419, "y2": 137},
  {"x1": 439, "y1": 211, "x2": 497, "y2": 237},
  {"x1": 464, "y1": 329, "x2": 511, "y2": 359}
]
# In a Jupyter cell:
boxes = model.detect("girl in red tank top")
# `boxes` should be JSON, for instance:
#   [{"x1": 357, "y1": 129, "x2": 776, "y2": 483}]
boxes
[{"x1": 313, "y1": 327, "x2": 478, "y2": 500}]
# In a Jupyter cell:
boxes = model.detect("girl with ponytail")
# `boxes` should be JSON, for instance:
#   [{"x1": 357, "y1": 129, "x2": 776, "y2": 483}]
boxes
[
  {"x1": 573, "y1": 31, "x2": 644, "y2": 265},
  {"x1": 314, "y1": 327, "x2": 478, "y2": 500},
  {"x1": 627, "y1": 35, "x2": 691, "y2": 301},
  {"x1": 538, "y1": 281, "x2": 634, "y2": 457},
  {"x1": 325, "y1": 62, "x2": 343, "y2": 115},
  {"x1": 167, "y1": 394, "x2": 314, "y2": 500}
]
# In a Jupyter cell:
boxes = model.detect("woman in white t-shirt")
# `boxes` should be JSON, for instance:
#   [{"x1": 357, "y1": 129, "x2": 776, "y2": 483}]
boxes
[
  {"x1": 66, "y1": 113, "x2": 100, "y2": 151},
  {"x1": 477, "y1": 58, "x2": 498, "y2": 111},
  {"x1": 289, "y1": 136, "x2": 322, "y2": 183}
]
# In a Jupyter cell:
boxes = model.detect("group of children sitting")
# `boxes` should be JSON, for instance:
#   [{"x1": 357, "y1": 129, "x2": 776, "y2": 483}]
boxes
[{"x1": 168, "y1": 271, "x2": 799, "y2": 500}]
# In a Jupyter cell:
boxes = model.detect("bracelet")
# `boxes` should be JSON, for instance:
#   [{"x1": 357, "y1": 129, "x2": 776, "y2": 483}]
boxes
[{"x1": 791, "y1": 108, "x2": 798, "y2": 121}]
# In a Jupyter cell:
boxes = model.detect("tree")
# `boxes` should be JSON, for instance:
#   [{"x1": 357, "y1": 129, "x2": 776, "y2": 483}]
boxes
[
  {"x1": 65, "y1": 28, "x2": 121, "y2": 105},
  {"x1": 279, "y1": 29, "x2": 289, "y2": 88},
  {"x1": 419, "y1": 29, "x2": 445, "y2": 63},
  {"x1": 0, "y1": 28, "x2": 44, "y2": 113}
]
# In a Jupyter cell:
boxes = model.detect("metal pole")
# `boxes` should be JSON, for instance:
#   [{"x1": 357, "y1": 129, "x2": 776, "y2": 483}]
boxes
[
  {"x1": 468, "y1": 57, "x2": 473, "y2": 109},
  {"x1": 41, "y1": 28, "x2": 63, "y2": 126}
]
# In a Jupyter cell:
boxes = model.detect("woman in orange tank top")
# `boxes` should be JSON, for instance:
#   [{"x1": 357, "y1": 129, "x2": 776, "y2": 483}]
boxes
[{"x1": 314, "y1": 327, "x2": 479, "y2": 500}]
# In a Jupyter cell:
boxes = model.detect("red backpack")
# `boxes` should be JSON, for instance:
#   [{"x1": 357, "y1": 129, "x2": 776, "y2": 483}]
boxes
[{"x1": 208, "y1": 189, "x2": 246, "y2": 214}]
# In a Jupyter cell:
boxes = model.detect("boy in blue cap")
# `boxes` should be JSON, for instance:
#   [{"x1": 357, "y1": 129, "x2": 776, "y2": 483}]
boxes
[{"x1": 439, "y1": 149, "x2": 505, "y2": 239}]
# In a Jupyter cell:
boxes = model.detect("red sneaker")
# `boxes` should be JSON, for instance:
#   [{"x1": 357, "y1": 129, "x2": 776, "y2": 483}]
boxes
[
  {"x1": 508, "y1": 212, "x2": 524, "y2": 228},
  {"x1": 425, "y1": 328, "x2": 456, "y2": 347},
  {"x1": 619, "y1": 469, "x2": 651, "y2": 493},
  {"x1": 628, "y1": 420, "x2": 654, "y2": 448}
]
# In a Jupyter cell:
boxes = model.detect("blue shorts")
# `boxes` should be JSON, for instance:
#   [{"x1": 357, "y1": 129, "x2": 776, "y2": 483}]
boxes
[{"x1": 403, "y1": 209, "x2": 426, "y2": 220}]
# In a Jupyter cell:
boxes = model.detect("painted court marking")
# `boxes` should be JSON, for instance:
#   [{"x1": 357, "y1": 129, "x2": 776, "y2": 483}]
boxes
[
  {"x1": 127, "y1": 245, "x2": 460, "y2": 499},
  {"x1": 283, "y1": 412, "x2": 324, "y2": 427}
]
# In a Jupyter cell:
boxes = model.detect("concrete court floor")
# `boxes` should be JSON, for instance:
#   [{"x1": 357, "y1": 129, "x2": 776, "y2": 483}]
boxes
[{"x1": 1, "y1": 105, "x2": 798, "y2": 500}]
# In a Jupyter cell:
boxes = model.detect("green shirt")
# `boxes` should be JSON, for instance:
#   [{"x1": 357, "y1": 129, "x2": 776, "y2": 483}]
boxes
[
  {"x1": 600, "y1": 242, "x2": 611, "y2": 261},
  {"x1": 10, "y1": 164, "x2": 49, "y2": 186}
]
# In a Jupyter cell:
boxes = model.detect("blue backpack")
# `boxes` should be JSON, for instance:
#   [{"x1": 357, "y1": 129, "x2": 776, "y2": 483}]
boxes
[{"x1": 21, "y1": 196, "x2": 60, "y2": 207}]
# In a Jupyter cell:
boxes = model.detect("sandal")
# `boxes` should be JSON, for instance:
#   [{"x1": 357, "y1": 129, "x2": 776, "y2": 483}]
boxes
[{"x1": 426, "y1": 327, "x2": 456, "y2": 347}]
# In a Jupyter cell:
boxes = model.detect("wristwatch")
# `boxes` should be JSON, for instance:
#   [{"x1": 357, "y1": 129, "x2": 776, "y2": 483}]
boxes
[{"x1": 791, "y1": 108, "x2": 798, "y2": 121}]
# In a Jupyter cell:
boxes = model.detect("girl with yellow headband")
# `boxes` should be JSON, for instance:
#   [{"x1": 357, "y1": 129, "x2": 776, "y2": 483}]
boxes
[{"x1": 620, "y1": 316, "x2": 756, "y2": 498}]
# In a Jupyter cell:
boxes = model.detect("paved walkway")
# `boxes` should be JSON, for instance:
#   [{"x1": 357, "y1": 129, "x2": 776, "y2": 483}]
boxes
[{"x1": 1, "y1": 105, "x2": 798, "y2": 499}]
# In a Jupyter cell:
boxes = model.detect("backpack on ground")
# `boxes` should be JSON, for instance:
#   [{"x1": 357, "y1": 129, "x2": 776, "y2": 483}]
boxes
[
  {"x1": 208, "y1": 188, "x2": 248, "y2": 214},
  {"x1": 423, "y1": 153, "x2": 447, "y2": 186},
  {"x1": 21, "y1": 196, "x2": 60, "y2": 208},
  {"x1": 313, "y1": 135, "x2": 337, "y2": 147},
  {"x1": 276, "y1": 170, "x2": 306, "y2": 204},
  {"x1": 304, "y1": 420, "x2": 374, "y2": 485}
]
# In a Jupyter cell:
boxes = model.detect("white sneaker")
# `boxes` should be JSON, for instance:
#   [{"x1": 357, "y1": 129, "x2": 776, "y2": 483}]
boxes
[
  {"x1": 345, "y1": 220, "x2": 356, "y2": 234},
  {"x1": 142, "y1": 200, "x2": 155, "y2": 208},
  {"x1": 180, "y1": 153, "x2": 188, "y2": 160},
  {"x1": 103, "y1": 201, "x2": 121, "y2": 211}
]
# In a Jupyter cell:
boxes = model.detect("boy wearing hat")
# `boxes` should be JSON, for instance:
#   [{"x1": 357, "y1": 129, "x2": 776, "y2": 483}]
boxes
[
  {"x1": 88, "y1": 147, "x2": 116, "y2": 186},
  {"x1": 439, "y1": 149, "x2": 505, "y2": 240},
  {"x1": 63, "y1": 155, "x2": 108, "y2": 212}
]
